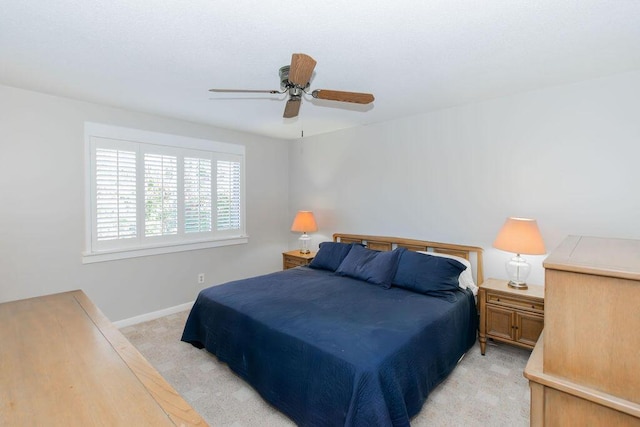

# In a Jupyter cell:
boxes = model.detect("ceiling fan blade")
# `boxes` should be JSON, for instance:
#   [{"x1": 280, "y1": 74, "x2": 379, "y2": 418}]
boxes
[
  {"x1": 288, "y1": 53, "x2": 317, "y2": 87},
  {"x1": 209, "y1": 88, "x2": 282, "y2": 94},
  {"x1": 311, "y1": 89, "x2": 374, "y2": 104},
  {"x1": 283, "y1": 97, "x2": 301, "y2": 118}
]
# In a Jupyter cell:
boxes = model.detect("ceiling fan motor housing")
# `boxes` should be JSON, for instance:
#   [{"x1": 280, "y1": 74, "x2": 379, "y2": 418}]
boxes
[
  {"x1": 279, "y1": 65, "x2": 309, "y2": 94},
  {"x1": 279, "y1": 66, "x2": 290, "y2": 88},
  {"x1": 281, "y1": 65, "x2": 305, "y2": 98}
]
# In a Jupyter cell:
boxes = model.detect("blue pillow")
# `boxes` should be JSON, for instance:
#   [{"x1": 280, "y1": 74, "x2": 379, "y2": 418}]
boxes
[
  {"x1": 308, "y1": 242, "x2": 354, "y2": 272},
  {"x1": 393, "y1": 249, "x2": 466, "y2": 299},
  {"x1": 335, "y1": 245, "x2": 403, "y2": 289}
]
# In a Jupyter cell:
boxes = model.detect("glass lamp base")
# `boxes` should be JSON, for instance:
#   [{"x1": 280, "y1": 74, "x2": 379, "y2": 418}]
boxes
[
  {"x1": 505, "y1": 254, "x2": 530, "y2": 290},
  {"x1": 507, "y1": 280, "x2": 528, "y2": 289},
  {"x1": 299, "y1": 233, "x2": 311, "y2": 254}
]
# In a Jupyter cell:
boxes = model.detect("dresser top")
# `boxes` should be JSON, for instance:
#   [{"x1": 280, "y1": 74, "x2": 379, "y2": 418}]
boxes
[
  {"x1": 544, "y1": 235, "x2": 640, "y2": 280},
  {"x1": 0, "y1": 291, "x2": 206, "y2": 426}
]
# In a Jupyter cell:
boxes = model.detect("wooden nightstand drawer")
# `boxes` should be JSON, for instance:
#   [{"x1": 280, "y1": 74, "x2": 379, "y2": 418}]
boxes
[
  {"x1": 486, "y1": 292, "x2": 544, "y2": 313},
  {"x1": 282, "y1": 250, "x2": 316, "y2": 270}
]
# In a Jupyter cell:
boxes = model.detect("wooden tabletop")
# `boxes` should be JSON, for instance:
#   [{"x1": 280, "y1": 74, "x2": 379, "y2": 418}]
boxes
[
  {"x1": 0, "y1": 290, "x2": 207, "y2": 426},
  {"x1": 480, "y1": 277, "x2": 545, "y2": 300}
]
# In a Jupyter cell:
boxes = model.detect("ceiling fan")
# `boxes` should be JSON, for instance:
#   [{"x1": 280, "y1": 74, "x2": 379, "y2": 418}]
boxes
[{"x1": 209, "y1": 53, "x2": 375, "y2": 118}]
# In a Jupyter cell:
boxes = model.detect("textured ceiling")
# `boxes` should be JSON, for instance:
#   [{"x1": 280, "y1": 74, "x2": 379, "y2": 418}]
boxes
[{"x1": 2, "y1": 1, "x2": 640, "y2": 140}]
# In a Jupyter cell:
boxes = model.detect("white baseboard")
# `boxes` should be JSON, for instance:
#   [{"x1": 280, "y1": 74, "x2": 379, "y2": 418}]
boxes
[{"x1": 114, "y1": 301, "x2": 194, "y2": 329}]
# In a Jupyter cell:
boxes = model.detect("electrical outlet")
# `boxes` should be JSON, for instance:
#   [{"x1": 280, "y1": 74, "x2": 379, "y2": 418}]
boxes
[{"x1": 198, "y1": 273, "x2": 205, "y2": 284}]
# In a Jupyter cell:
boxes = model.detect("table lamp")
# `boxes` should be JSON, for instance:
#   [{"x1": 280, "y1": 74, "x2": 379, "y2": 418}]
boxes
[
  {"x1": 291, "y1": 211, "x2": 318, "y2": 254},
  {"x1": 493, "y1": 217, "x2": 546, "y2": 289}
]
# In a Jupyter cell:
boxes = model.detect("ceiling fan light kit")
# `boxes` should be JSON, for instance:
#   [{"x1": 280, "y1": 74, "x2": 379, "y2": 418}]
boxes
[{"x1": 209, "y1": 53, "x2": 374, "y2": 118}]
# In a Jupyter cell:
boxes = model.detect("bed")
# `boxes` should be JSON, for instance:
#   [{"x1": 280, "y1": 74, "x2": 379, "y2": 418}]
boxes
[{"x1": 181, "y1": 234, "x2": 484, "y2": 426}]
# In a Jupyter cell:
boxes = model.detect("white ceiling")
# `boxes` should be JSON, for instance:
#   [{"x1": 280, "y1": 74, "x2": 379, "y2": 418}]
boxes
[{"x1": 2, "y1": 1, "x2": 640, "y2": 140}]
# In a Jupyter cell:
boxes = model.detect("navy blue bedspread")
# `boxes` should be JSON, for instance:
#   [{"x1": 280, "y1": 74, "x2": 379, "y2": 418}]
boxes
[{"x1": 181, "y1": 266, "x2": 477, "y2": 426}]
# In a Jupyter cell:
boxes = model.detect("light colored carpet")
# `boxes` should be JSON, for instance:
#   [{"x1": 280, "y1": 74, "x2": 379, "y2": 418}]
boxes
[{"x1": 122, "y1": 310, "x2": 531, "y2": 426}]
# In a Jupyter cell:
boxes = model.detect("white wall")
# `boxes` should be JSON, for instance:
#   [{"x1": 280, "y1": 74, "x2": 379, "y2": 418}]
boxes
[
  {"x1": 3, "y1": 69, "x2": 638, "y2": 321},
  {"x1": 0, "y1": 85, "x2": 290, "y2": 321},
  {"x1": 289, "y1": 70, "x2": 640, "y2": 286}
]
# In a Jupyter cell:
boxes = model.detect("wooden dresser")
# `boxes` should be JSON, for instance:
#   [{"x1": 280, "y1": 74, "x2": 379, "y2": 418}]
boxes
[
  {"x1": 0, "y1": 290, "x2": 207, "y2": 426},
  {"x1": 524, "y1": 236, "x2": 640, "y2": 426}
]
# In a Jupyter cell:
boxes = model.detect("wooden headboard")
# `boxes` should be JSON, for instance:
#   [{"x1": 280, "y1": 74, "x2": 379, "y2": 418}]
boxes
[{"x1": 333, "y1": 233, "x2": 484, "y2": 285}]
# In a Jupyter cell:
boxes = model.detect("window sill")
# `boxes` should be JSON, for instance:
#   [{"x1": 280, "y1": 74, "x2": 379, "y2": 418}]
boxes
[{"x1": 82, "y1": 236, "x2": 248, "y2": 264}]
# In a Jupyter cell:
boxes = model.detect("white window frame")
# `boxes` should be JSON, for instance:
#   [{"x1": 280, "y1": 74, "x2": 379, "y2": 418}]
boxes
[{"x1": 83, "y1": 123, "x2": 247, "y2": 264}]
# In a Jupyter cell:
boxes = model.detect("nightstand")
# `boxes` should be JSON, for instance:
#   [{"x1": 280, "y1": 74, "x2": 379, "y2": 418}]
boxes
[
  {"x1": 478, "y1": 278, "x2": 544, "y2": 355},
  {"x1": 282, "y1": 250, "x2": 316, "y2": 270}
]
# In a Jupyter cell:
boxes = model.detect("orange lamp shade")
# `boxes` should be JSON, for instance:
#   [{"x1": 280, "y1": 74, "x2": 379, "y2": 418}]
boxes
[
  {"x1": 290, "y1": 211, "x2": 318, "y2": 233},
  {"x1": 493, "y1": 217, "x2": 546, "y2": 255}
]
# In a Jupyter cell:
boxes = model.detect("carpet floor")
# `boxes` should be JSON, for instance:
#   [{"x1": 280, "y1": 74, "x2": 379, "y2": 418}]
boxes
[{"x1": 122, "y1": 310, "x2": 531, "y2": 426}]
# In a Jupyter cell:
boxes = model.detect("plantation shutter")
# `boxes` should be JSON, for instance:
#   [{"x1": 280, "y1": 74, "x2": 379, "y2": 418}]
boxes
[
  {"x1": 94, "y1": 146, "x2": 137, "y2": 242},
  {"x1": 184, "y1": 157, "x2": 212, "y2": 233},
  {"x1": 86, "y1": 124, "x2": 246, "y2": 261},
  {"x1": 144, "y1": 153, "x2": 178, "y2": 237},
  {"x1": 216, "y1": 158, "x2": 242, "y2": 231}
]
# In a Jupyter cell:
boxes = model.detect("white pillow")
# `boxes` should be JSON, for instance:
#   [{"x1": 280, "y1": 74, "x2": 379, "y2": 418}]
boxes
[{"x1": 416, "y1": 250, "x2": 477, "y2": 295}]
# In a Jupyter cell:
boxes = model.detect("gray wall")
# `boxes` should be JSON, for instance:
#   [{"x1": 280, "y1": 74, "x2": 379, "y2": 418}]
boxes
[
  {"x1": 288, "y1": 70, "x2": 640, "y2": 286},
  {"x1": 0, "y1": 85, "x2": 290, "y2": 321}
]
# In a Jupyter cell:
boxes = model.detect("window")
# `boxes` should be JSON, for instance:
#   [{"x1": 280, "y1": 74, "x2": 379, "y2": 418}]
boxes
[{"x1": 84, "y1": 123, "x2": 246, "y2": 263}]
